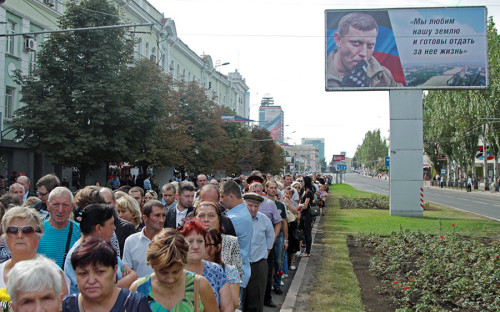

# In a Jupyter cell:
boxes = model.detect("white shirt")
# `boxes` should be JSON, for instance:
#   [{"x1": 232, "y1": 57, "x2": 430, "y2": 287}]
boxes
[
  {"x1": 122, "y1": 228, "x2": 154, "y2": 278},
  {"x1": 291, "y1": 188, "x2": 300, "y2": 202},
  {"x1": 176, "y1": 206, "x2": 189, "y2": 227}
]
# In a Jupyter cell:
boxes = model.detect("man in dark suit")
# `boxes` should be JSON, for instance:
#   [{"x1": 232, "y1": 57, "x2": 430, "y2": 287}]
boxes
[
  {"x1": 164, "y1": 181, "x2": 195, "y2": 229},
  {"x1": 17, "y1": 175, "x2": 37, "y2": 203}
]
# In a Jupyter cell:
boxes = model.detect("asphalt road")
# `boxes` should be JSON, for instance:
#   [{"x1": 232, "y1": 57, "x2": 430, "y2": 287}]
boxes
[{"x1": 344, "y1": 173, "x2": 500, "y2": 221}]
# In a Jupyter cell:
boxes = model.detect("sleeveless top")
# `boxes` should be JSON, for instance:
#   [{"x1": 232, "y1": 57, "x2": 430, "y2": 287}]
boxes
[{"x1": 136, "y1": 271, "x2": 204, "y2": 312}]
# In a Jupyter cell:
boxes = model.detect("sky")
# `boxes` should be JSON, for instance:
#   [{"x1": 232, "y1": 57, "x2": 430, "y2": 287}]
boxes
[{"x1": 147, "y1": 0, "x2": 500, "y2": 161}]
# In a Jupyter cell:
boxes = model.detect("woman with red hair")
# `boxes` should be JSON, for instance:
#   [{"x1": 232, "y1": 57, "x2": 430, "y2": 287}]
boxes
[{"x1": 179, "y1": 219, "x2": 234, "y2": 312}]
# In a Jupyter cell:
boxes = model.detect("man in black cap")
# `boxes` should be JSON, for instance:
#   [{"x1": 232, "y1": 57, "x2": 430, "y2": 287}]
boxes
[{"x1": 242, "y1": 192, "x2": 274, "y2": 312}]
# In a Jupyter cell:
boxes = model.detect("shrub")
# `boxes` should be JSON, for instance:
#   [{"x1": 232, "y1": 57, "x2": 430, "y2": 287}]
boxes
[
  {"x1": 340, "y1": 194, "x2": 389, "y2": 210},
  {"x1": 355, "y1": 229, "x2": 500, "y2": 311}
]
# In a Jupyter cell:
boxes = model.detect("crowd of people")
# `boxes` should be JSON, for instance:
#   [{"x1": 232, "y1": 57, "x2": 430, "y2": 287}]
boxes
[{"x1": 0, "y1": 170, "x2": 331, "y2": 312}]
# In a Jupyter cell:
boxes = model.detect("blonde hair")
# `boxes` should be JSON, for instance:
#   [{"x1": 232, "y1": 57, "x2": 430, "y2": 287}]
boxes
[
  {"x1": 116, "y1": 194, "x2": 142, "y2": 226},
  {"x1": 22, "y1": 196, "x2": 42, "y2": 208},
  {"x1": 1, "y1": 206, "x2": 44, "y2": 238},
  {"x1": 147, "y1": 228, "x2": 188, "y2": 268}
]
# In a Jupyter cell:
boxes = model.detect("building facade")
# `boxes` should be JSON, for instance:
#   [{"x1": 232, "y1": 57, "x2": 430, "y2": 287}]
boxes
[
  {"x1": 282, "y1": 144, "x2": 319, "y2": 173},
  {"x1": 301, "y1": 138, "x2": 325, "y2": 161},
  {"x1": 258, "y1": 96, "x2": 284, "y2": 142},
  {"x1": 0, "y1": 0, "x2": 249, "y2": 185}
]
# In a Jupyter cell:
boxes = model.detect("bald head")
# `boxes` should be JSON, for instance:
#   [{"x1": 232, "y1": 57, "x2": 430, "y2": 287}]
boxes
[
  {"x1": 199, "y1": 184, "x2": 220, "y2": 203},
  {"x1": 197, "y1": 174, "x2": 208, "y2": 188},
  {"x1": 99, "y1": 187, "x2": 116, "y2": 207},
  {"x1": 16, "y1": 176, "x2": 31, "y2": 193}
]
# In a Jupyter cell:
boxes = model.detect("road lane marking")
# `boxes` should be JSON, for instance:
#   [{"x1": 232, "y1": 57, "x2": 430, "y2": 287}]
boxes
[{"x1": 472, "y1": 201, "x2": 489, "y2": 205}]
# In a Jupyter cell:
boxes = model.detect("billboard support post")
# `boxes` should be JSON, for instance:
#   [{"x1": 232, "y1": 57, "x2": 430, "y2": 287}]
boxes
[{"x1": 389, "y1": 89, "x2": 424, "y2": 217}]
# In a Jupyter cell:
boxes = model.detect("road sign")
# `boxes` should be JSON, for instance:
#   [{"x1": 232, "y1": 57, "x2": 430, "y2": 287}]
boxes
[
  {"x1": 336, "y1": 164, "x2": 347, "y2": 171},
  {"x1": 332, "y1": 155, "x2": 345, "y2": 161},
  {"x1": 385, "y1": 156, "x2": 390, "y2": 167},
  {"x1": 440, "y1": 168, "x2": 446, "y2": 176}
]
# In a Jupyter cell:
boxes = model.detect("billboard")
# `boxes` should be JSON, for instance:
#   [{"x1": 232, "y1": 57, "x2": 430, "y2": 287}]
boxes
[
  {"x1": 325, "y1": 7, "x2": 488, "y2": 91},
  {"x1": 259, "y1": 106, "x2": 283, "y2": 141},
  {"x1": 332, "y1": 154, "x2": 345, "y2": 161}
]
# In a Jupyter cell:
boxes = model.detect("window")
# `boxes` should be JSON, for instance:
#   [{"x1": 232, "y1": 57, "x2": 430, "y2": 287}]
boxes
[
  {"x1": 145, "y1": 42, "x2": 150, "y2": 59},
  {"x1": 5, "y1": 87, "x2": 15, "y2": 119},
  {"x1": 29, "y1": 47, "x2": 37, "y2": 75},
  {"x1": 6, "y1": 21, "x2": 16, "y2": 55},
  {"x1": 137, "y1": 39, "x2": 142, "y2": 58},
  {"x1": 176, "y1": 64, "x2": 180, "y2": 79},
  {"x1": 151, "y1": 47, "x2": 156, "y2": 62},
  {"x1": 170, "y1": 61, "x2": 175, "y2": 75}
]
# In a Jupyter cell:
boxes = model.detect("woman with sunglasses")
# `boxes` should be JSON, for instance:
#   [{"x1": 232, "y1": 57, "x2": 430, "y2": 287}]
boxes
[
  {"x1": 144, "y1": 190, "x2": 158, "y2": 203},
  {"x1": 0, "y1": 206, "x2": 70, "y2": 296}
]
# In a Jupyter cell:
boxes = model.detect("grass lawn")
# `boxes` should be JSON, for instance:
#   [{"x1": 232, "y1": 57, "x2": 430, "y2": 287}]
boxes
[{"x1": 307, "y1": 183, "x2": 500, "y2": 312}]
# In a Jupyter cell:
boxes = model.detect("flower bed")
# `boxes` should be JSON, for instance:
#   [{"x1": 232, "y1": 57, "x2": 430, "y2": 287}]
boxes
[
  {"x1": 339, "y1": 195, "x2": 389, "y2": 210},
  {"x1": 355, "y1": 228, "x2": 500, "y2": 311}
]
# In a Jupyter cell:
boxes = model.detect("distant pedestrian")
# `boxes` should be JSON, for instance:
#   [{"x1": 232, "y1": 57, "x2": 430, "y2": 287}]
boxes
[{"x1": 467, "y1": 176, "x2": 472, "y2": 192}]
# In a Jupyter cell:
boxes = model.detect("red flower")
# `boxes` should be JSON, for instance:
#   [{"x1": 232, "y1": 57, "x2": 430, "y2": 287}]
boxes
[
  {"x1": 394, "y1": 281, "x2": 398, "y2": 284},
  {"x1": 452, "y1": 224, "x2": 455, "y2": 227},
  {"x1": 440, "y1": 236, "x2": 444, "y2": 239},
  {"x1": 404, "y1": 286, "x2": 409, "y2": 290}
]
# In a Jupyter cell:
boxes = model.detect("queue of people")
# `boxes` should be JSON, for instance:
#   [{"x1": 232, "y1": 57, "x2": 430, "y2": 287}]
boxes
[{"x1": 0, "y1": 171, "x2": 330, "y2": 312}]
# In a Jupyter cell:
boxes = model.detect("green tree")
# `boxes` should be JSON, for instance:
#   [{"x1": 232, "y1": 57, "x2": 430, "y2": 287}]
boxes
[
  {"x1": 13, "y1": 0, "x2": 152, "y2": 183},
  {"x1": 219, "y1": 107, "x2": 253, "y2": 174},
  {"x1": 423, "y1": 18, "x2": 500, "y2": 187},
  {"x1": 319, "y1": 158, "x2": 327, "y2": 172},
  {"x1": 250, "y1": 126, "x2": 286, "y2": 174},
  {"x1": 354, "y1": 129, "x2": 388, "y2": 172}
]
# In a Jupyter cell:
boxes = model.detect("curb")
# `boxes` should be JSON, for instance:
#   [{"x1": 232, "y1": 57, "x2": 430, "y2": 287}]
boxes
[{"x1": 280, "y1": 214, "x2": 321, "y2": 312}]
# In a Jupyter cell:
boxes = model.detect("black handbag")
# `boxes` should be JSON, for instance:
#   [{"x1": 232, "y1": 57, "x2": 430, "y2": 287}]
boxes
[{"x1": 309, "y1": 205, "x2": 321, "y2": 217}]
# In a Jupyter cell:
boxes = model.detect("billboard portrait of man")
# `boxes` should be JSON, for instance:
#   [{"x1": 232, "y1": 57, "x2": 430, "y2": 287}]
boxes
[
  {"x1": 326, "y1": 11, "x2": 404, "y2": 89},
  {"x1": 326, "y1": 8, "x2": 488, "y2": 90}
]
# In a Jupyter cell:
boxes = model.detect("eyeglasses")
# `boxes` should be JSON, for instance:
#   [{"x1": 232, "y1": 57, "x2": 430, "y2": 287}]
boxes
[
  {"x1": 6, "y1": 226, "x2": 40, "y2": 236},
  {"x1": 37, "y1": 190, "x2": 49, "y2": 196}
]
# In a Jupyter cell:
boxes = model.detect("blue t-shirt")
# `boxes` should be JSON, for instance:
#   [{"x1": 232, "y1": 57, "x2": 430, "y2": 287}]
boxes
[{"x1": 38, "y1": 220, "x2": 81, "y2": 269}]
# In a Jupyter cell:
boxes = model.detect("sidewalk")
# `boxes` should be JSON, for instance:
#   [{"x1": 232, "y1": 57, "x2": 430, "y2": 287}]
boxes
[
  {"x1": 262, "y1": 214, "x2": 322, "y2": 312},
  {"x1": 424, "y1": 181, "x2": 500, "y2": 196},
  {"x1": 362, "y1": 173, "x2": 500, "y2": 196}
]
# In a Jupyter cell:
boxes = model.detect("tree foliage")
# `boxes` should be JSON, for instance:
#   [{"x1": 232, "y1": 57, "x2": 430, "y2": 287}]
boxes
[
  {"x1": 423, "y1": 17, "x2": 500, "y2": 187},
  {"x1": 250, "y1": 126, "x2": 286, "y2": 174},
  {"x1": 354, "y1": 129, "x2": 388, "y2": 172},
  {"x1": 13, "y1": 0, "x2": 144, "y2": 181},
  {"x1": 13, "y1": 0, "x2": 287, "y2": 179}
]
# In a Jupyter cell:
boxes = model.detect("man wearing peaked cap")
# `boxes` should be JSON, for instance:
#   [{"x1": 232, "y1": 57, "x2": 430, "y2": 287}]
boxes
[
  {"x1": 246, "y1": 175, "x2": 264, "y2": 185},
  {"x1": 242, "y1": 192, "x2": 274, "y2": 311}
]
